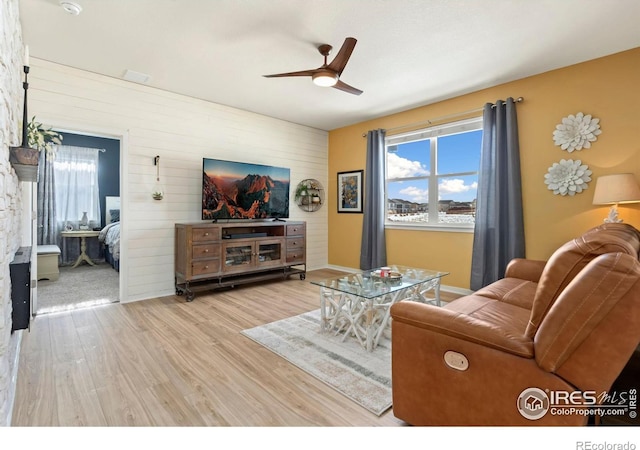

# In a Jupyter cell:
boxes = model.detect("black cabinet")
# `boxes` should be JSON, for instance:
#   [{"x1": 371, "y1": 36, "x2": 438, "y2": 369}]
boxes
[{"x1": 10, "y1": 246, "x2": 31, "y2": 332}]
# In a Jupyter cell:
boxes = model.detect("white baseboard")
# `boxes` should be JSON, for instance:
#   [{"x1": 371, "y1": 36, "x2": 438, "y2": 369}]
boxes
[
  {"x1": 325, "y1": 264, "x2": 359, "y2": 273},
  {"x1": 440, "y1": 285, "x2": 474, "y2": 295}
]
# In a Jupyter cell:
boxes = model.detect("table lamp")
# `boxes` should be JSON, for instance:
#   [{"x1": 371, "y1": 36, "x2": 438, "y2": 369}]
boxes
[{"x1": 592, "y1": 173, "x2": 640, "y2": 223}]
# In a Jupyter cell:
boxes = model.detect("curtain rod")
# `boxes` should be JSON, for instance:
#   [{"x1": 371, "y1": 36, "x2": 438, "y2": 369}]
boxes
[
  {"x1": 362, "y1": 96, "x2": 523, "y2": 137},
  {"x1": 57, "y1": 144, "x2": 107, "y2": 152}
]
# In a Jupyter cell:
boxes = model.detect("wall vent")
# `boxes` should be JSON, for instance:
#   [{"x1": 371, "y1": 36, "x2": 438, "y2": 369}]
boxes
[{"x1": 122, "y1": 69, "x2": 151, "y2": 84}]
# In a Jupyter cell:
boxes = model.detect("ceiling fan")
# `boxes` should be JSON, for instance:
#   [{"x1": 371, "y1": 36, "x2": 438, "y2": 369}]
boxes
[{"x1": 263, "y1": 37, "x2": 363, "y2": 95}]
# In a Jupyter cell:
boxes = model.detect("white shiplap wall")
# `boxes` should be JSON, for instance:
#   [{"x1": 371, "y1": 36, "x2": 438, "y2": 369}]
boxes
[{"x1": 29, "y1": 58, "x2": 328, "y2": 303}]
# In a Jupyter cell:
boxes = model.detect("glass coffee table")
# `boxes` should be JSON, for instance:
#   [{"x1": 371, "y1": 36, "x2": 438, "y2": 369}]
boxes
[{"x1": 311, "y1": 265, "x2": 449, "y2": 351}]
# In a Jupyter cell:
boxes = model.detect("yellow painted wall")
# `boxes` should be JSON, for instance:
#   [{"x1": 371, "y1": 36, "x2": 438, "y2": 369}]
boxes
[{"x1": 328, "y1": 47, "x2": 640, "y2": 289}]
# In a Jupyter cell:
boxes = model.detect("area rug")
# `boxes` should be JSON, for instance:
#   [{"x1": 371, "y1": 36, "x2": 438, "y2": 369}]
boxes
[{"x1": 242, "y1": 309, "x2": 392, "y2": 416}]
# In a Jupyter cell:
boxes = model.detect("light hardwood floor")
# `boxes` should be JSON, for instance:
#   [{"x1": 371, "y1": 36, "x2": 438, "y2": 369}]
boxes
[{"x1": 13, "y1": 268, "x2": 461, "y2": 426}]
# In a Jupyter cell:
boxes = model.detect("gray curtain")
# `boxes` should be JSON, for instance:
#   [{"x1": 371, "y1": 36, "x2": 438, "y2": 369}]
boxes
[
  {"x1": 37, "y1": 150, "x2": 57, "y2": 245},
  {"x1": 470, "y1": 98, "x2": 525, "y2": 290},
  {"x1": 360, "y1": 129, "x2": 387, "y2": 270}
]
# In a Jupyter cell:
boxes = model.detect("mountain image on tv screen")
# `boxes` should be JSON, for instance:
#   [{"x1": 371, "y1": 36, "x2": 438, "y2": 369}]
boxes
[{"x1": 202, "y1": 158, "x2": 290, "y2": 220}]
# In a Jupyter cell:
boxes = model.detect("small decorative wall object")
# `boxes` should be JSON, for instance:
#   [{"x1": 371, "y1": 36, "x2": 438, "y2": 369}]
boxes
[
  {"x1": 337, "y1": 170, "x2": 364, "y2": 213},
  {"x1": 295, "y1": 178, "x2": 324, "y2": 212},
  {"x1": 9, "y1": 46, "x2": 63, "y2": 181},
  {"x1": 552, "y1": 112, "x2": 601, "y2": 152},
  {"x1": 152, "y1": 155, "x2": 164, "y2": 200},
  {"x1": 544, "y1": 159, "x2": 592, "y2": 196}
]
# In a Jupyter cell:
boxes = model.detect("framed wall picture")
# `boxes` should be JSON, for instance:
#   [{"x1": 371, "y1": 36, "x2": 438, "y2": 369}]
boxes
[{"x1": 337, "y1": 170, "x2": 364, "y2": 213}]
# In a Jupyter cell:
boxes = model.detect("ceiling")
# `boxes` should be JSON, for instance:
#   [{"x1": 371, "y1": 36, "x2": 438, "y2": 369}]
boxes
[{"x1": 19, "y1": 0, "x2": 640, "y2": 131}]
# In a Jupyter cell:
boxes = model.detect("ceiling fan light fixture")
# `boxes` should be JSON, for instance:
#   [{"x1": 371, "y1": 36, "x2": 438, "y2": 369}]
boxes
[
  {"x1": 312, "y1": 70, "x2": 338, "y2": 87},
  {"x1": 265, "y1": 38, "x2": 361, "y2": 95}
]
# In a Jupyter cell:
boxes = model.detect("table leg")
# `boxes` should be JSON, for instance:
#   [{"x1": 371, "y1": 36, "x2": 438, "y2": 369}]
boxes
[
  {"x1": 434, "y1": 279, "x2": 442, "y2": 307},
  {"x1": 414, "y1": 278, "x2": 443, "y2": 306},
  {"x1": 320, "y1": 287, "x2": 328, "y2": 331},
  {"x1": 72, "y1": 236, "x2": 95, "y2": 268},
  {"x1": 369, "y1": 290, "x2": 403, "y2": 351},
  {"x1": 320, "y1": 285, "x2": 349, "y2": 333},
  {"x1": 365, "y1": 299, "x2": 375, "y2": 352}
]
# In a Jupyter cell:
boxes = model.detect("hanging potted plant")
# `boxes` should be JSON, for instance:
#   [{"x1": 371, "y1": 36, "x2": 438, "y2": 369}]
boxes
[{"x1": 10, "y1": 116, "x2": 63, "y2": 165}]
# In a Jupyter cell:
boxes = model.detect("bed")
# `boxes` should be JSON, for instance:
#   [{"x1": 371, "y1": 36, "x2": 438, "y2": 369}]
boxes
[{"x1": 99, "y1": 196, "x2": 121, "y2": 271}]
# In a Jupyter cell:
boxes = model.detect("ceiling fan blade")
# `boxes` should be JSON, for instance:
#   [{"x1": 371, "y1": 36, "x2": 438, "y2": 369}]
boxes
[
  {"x1": 263, "y1": 69, "x2": 318, "y2": 78},
  {"x1": 326, "y1": 37, "x2": 357, "y2": 75},
  {"x1": 332, "y1": 79, "x2": 363, "y2": 96}
]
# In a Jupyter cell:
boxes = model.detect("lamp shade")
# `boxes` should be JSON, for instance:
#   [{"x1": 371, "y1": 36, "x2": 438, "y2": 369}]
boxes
[{"x1": 592, "y1": 173, "x2": 640, "y2": 205}]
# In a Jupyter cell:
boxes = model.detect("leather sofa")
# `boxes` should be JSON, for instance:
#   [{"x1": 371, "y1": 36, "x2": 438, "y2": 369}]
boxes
[{"x1": 389, "y1": 222, "x2": 640, "y2": 425}]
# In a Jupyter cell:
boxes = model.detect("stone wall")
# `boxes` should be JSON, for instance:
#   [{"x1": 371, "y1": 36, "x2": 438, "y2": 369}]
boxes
[{"x1": 0, "y1": 0, "x2": 26, "y2": 427}]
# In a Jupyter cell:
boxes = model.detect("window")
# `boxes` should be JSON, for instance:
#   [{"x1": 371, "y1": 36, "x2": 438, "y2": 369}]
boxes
[
  {"x1": 385, "y1": 117, "x2": 482, "y2": 230},
  {"x1": 54, "y1": 146, "x2": 101, "y2": 228}
]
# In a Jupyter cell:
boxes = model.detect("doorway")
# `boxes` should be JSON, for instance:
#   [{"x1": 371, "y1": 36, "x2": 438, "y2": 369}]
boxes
[{"x1": 35, "y1": 132, "x2": 121, "y2": 314}]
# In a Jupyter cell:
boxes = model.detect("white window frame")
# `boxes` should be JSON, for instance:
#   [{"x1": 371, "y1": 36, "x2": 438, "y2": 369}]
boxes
[{"x1": 385, "y1": 117, "x2": 483, "y2": 233}]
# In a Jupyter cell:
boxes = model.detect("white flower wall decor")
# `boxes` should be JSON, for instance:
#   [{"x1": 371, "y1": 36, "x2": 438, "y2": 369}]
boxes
[
  {"x1": 544, "y1": 159, "x2": 592, "y2": 196},
  {"x1": 552, "y1": 112, "x2": 601, "y2": 152}
]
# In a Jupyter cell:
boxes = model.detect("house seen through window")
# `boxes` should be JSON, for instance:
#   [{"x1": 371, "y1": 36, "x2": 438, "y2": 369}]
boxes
[{"x1": 385, "y1": 117, "x2": 482, "y2": 230}]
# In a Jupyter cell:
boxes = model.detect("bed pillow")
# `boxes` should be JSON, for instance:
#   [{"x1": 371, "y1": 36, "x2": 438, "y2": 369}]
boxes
[{"x1": 110, "y1": 209, "x2": 120, "y2": 223}]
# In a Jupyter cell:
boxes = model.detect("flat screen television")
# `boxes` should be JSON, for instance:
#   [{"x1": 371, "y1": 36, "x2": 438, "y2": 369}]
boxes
[{"x1": 202, "y1": 158, "x2": 290, "y2": 220}]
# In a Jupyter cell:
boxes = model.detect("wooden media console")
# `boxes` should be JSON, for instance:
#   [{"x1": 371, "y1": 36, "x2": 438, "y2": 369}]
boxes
[{"x1": 174, "y1": 221, "x2": 306, "y2": 301}]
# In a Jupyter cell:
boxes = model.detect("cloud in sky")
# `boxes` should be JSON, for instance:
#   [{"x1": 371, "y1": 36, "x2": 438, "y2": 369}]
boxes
[
  {"x1": 387, "y1": 153, "x2": 429, "y2": 179},
  {"x1": 399, "y1": 186, "x2": 428, "y2": 203},
  {"x1": 389, "y1": 176, "x2": 478, "y2": 204},
  {"x1": 439, "y1": 178, "x2": 478, "y2": 196}
]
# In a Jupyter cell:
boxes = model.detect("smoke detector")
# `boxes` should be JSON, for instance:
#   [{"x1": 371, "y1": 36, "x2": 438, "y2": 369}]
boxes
[{"x1": 60, "y1": 1, "x2": 82, "y2": 15}]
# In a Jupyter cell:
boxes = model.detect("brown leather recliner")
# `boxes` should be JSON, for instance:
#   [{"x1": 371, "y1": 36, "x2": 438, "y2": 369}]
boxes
[{"x1": 389, "y1": 223, "x2": 640, "y2": 425}]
